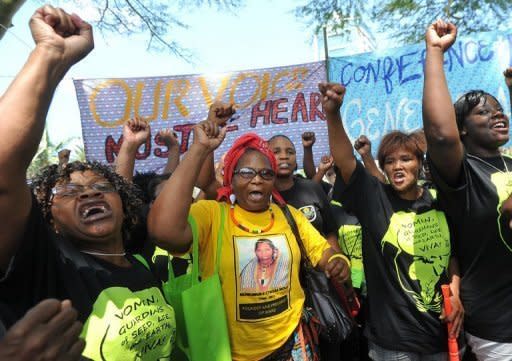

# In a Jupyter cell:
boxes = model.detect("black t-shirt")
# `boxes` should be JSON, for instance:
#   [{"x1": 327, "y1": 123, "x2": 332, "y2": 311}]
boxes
[
  {"x1": 279, "y1": 177, "x2": 337, "y2": 237},
  {"x1": 333, "y1": 162, "x2": 450, "y2": 353},
  {"x1": 0, "y1": 199, "x2": 176, "y2": 360},
  {"x1": 429, "y1": 153, "x2": 512, "y2": 342},
  {"x1": 320, "y1": 180, "x2": 333, "y2": 196}
]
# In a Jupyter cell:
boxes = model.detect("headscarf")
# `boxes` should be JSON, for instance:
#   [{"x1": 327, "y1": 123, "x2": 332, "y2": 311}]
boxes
[{"x1": 216, "y1": 133, "x2": 285, "y2": 206}]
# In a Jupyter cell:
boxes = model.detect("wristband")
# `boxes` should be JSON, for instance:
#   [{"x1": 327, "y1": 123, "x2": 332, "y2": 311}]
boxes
[{"x1": 327, "y1": 253, "x2": 351, "y2": 268}]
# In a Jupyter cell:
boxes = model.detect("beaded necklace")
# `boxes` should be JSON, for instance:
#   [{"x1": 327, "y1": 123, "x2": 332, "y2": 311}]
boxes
[{"x1": 230, "y1": 205, "x2": 275, "y2": 234}]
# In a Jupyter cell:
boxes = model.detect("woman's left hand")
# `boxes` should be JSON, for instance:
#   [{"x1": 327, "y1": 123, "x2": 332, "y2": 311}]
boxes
[
  {"x1": 440, "y1": 294, "x2": 465, "y2": 338},
  {"x1": 325, "y1": 256, "x2": 350, "y2": 283}
]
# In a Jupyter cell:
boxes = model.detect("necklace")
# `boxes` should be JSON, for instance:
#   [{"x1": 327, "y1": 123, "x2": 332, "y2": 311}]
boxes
[
  {"x1": 468, "y1": 153, "x2": 510, "y2": 173},
  {"x1": 230, "y1": 205, "x2": 275, "y2": 234},
  {"x1": 260, "y1": 265, "x2": 268, "y2": 286},
  {"x1": 81, "y1": 250, "x2": 126, "y2": 257}
]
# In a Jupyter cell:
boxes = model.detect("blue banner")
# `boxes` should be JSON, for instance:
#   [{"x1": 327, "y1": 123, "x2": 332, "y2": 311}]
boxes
[{"x1": 329, "y1": 30, "x2": 512, "y2": 154}]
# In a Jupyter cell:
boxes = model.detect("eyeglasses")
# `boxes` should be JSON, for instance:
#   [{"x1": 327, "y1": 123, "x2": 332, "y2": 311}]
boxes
[
  {"x1": 51, "y1": 182, "x2": 116, "y2": 198},
  {"x1": 233, "y1": 167, "x2": 275, "y2": 181}
]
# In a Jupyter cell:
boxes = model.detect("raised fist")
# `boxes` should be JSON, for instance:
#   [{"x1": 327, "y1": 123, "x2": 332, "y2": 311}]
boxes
[
  {"x1": 207, "y1": 101, "x2": 236, "y2": 126},
  {"x1": 302, "y1": 132, "x2": 316, "y2": 148},
  {"x1": 58, "y1": 148, "x2": 71, "y2": 167},
  {"x1": 354, "y1": 135, "x2": 372, "y2": 156},
  {"x1": 123, "y1": 116, "x2": 150, "y2": 147},
  {"x1": 318, "y1": 82, "x2": 346, "y2": 116},
  {"x1": 30, "y1": 5, "x2": 94, "y2": 66},
  {"x1": 318, "y1": 155, "x2": 334, "y2": 173},
  {"x1": 157, "y1": 129, "x2": 180, "y2": 148},
  {"x1": 193, "y1": 121, "x2": 227, "y2": 153},
  {"x1": 425, "y1": 19, "x2": 457, "y2": 52}
]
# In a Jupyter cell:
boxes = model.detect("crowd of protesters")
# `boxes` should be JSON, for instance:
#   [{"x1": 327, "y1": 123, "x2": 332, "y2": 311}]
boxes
[{"x1": 0, "y1": 5, "x2": 511, "y2": 361}]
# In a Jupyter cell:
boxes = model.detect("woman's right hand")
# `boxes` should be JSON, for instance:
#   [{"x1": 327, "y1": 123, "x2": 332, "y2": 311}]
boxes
[
  {"x1": 325, "y1": 255, "x2": 351, "y2": 283},
  {"x1": 318, "y1": 82, "x2": 346, "y2": 117},
  {"x1": 207, "y1": 101, "x2": 236, "y2": 126},
  {"x1": 193, "y1": 120, "x2": 227, "y2": 153},
  {"x1": 425, "y1": 19, "x2": 457, "y2": 52}
]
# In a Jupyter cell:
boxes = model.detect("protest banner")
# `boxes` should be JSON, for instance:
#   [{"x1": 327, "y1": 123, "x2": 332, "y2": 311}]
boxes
[
  {"x1": 329, "y1": 30, "x2": 512, "y2": 154},
  {"x1": 74, "y1": 62, "x2": 328, "y2": 173}
]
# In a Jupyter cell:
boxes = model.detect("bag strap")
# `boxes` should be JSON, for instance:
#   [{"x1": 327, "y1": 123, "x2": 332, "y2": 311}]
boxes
[
  {"x1": 214, "y1": 203, "x2": 226, "y2": 274},
  {"x1": 171, "y1": 203, "x2": 226, "y2": 285},
  {"x1": 188, "y1": 216, "x2": 201, "y2": 286},
  {"x1": 280, "y1": 205, "x2": 313, "y2": 269}
]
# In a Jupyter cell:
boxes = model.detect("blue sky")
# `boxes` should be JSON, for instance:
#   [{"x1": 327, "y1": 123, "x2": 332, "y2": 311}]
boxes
[{"x1": 0, "y1": 0, "x2": 320, "y2": 146}]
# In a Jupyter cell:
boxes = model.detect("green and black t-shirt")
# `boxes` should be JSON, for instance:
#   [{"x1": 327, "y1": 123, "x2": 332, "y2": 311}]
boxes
[
  {"x1": 429, "y1": 153, "x2": 512, "y2": 342},
  {"x1": 279, "y1": 176, "x2": 337, "y2": 237},
  {"x1": 330, "y1": 200, "x2": 365, "y2": 290},
  {"x1": 333, "y1": 162, "x2": 450, "y2": 353},
  {"x1": 0, "y1": 199, "x2": 176, "y2": 360}
]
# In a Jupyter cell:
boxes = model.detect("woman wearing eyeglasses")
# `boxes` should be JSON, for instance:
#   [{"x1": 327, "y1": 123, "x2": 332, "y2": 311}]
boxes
[
  {"x1": 0, "y1": 7, "x2": 176, "y2": 360},
  {"x1": 148, "y1": 124, "x2": 350, "y2": 361}
]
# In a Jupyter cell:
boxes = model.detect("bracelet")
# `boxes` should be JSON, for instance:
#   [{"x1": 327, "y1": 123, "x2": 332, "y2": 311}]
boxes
[{"x1": 327, "y1": 253, "x2": 351, "y2": 268}]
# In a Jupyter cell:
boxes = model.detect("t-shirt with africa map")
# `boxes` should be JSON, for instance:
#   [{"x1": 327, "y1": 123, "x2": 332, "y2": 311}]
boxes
[
  {"x1": 333, "y1": 162, "x2": 451, "y2": 354},
  {"x1": 429, "y1": 153, "x2": 512, "y2": 342},
  {"x1": 0, "y1": 198, "x2": 176, "y2": 360}
]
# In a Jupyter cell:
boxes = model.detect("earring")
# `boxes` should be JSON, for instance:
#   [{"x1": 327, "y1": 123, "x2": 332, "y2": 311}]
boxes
[
  {"x1": 229, "y1": 193, "x2": 236, "y2": 205},
  {"x1": 269, "y1": 194, "x2": 273, "y2": 204}
]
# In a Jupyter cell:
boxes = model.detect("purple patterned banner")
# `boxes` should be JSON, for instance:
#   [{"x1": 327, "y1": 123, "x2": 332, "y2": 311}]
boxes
[{"x1": 74, "y1": 61, "x2": 328, "y2": 173}]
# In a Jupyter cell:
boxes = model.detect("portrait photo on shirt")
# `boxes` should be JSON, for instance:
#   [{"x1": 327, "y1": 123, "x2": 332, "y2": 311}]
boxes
[{"x1": 234, "y1": 234, "x2": 292, "y2": 322}]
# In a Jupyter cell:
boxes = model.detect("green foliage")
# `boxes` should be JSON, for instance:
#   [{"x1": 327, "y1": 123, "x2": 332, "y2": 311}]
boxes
[
  {"x1": 82, "y1": 0, "x2": 243, "y2": 59},
  {"x1": 296, "y1": 0, "x2": 512, "y2": 45},
  {"x1": 26, "y1": 128, "x2": 85, "y2": 179},
  {"x1": 2, "y1": 0, "x2": 243, "y2": 59},
  {"x1": 295, "y1": 1, "x2": 367, "y2": 36},
  {"x1": 0, "y1": 0, "x2": 27, "y2": 40}
]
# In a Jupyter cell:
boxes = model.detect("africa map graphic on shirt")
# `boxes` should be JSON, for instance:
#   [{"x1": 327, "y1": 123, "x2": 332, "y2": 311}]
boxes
[
  {"x1": 491, "y1": 171, "x2": 512, "y2": 253},
  {"x1": 381, "y1": 210, "x2": 450, "y2": 313},
  {"x1": 235, "y1": 234, "x2": 292, "y2": 321}
]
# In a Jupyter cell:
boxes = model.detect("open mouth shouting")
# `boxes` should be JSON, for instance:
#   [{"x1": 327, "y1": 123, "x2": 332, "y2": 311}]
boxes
[
  {"x1": 248, "y1": 191, "x2": 265, "y2": 202},
  {"x1": 392, "y1": 171, "x2": 406, "y2": 187},
  {"x1": 78, "y1": 200, "x2": 113, "y2": 224}
]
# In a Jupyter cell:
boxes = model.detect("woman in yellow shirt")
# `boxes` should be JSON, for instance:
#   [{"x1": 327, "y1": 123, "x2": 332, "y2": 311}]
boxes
[{"x1": 148, "y1": 120, "x2": 350, "y2": 361}]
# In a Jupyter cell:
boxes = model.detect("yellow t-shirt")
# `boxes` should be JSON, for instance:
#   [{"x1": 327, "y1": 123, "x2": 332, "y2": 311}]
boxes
[{"x1": 189, "y1": 200, "x2": 330, "y2": 361}]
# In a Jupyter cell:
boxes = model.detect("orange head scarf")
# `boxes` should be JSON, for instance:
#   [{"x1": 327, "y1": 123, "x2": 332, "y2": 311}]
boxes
[{"x1": 216, "y1": 133, "x2": 285, "y2": 206}]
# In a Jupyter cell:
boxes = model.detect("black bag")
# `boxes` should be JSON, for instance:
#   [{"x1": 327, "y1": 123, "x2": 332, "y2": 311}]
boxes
[{"x1": 281, "y1": 205, "x2": 354, "y2": 344}]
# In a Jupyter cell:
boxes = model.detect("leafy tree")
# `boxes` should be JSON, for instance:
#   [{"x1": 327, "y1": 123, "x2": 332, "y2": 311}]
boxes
[
  {"x1": 0, "y1": 0, "x2": 27, "y2": 40},
  {"x1": 296, "y1": 0, "x2": 512, "y2": 45},
  {"x1": 0, "y1": 0, "x2": 242, "y2": 59},
  {"x1": 295, "y1": 1, "x2": 366, "y2": 38},
  {"x1": 26, "y1": 127, "x2": 85, "y2": 179}
]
